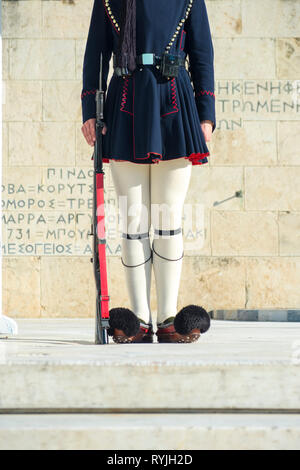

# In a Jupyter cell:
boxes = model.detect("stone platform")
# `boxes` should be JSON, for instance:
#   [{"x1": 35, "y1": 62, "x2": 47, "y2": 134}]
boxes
[
  {"x1": 1, "y1": 413, "x2": 300, "y2": 451},
  {"x1": 0, "y1": 319, "x2": 299, "y2": 449}
]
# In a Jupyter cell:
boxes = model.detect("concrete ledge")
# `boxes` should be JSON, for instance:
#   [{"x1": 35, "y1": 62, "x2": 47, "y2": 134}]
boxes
[
  {"x1": 1, "y1": 362, "x2": 300, "y2": 411},
  {"x1": 0, "y1": 413, "x2": 300, "y2": 450},
  {"x1": 1, "y1": 320, "x2": 300, "y2": 411},
  {"x1": 210, "y1": 309, "x2": 300, "y2": 322}
]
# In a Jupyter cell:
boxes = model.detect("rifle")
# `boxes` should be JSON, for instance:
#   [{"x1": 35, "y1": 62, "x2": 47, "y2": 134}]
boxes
[{"x1": 90, "y1": 53, "x2": 110, "y2": 344}]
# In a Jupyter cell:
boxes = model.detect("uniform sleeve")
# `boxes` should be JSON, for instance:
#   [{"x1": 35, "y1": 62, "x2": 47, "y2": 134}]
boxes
[
  {"x1": 184, "y1": 0, "x2": 216, "y2": 132},
  {"x1": 81, "y1": 0, "x2": 113, "y2": 124}
]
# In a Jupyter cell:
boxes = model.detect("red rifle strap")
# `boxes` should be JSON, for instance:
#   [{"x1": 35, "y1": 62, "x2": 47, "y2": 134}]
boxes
[{"x1": 96, "y1": 172, "x2": 109, "y2": 319}]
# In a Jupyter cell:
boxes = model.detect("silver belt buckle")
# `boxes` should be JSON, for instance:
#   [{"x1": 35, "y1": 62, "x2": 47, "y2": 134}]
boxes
[{"x1": 141, "y1": 53, "x2": 155, "y2": 65}]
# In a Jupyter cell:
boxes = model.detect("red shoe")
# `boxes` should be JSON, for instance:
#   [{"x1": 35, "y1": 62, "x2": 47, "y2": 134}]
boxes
[
  {"x1": 112, "y1": 324, "x2": 154, "y2": 344},
  {"x1": 156, "y1": 306, "x2": 210, "y2": 344},
  {"x1": 156, "y1": 322, "x2": 201, "y2": 343},
  {"x1": 108, "y1": 308, "x2": 154, "y2": 344}
]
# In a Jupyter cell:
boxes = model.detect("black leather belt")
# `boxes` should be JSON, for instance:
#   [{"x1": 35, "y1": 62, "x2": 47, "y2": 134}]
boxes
[
  {"x1": 113, "y1": 53, "x2": 185, "y2": 77},
  {"x1": 136, "y1": 53, "x2": 185, "y2": 67}
]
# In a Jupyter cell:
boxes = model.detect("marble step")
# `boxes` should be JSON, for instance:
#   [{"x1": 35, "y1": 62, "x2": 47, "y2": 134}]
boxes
[
  {"x1": 0, "y1": 413, "x2": 300, "y2": 450},
  {"x1": 1, "y1": 362, "x2": 300, "y2": 411},
  {"x1": 1, "y1": 319, "x2": 300, "y2": 412}
]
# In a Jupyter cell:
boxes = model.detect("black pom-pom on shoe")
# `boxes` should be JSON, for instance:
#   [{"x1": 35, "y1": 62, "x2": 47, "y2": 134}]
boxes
[
  {"x1": 174, "y1": 305, "x2": 211, "y2": 335},
  {"x1": 108, "y1": 307, "x2": 140, "y2": 337}
]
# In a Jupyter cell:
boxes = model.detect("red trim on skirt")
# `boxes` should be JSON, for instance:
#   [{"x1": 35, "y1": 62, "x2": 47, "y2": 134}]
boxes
[{"x1": 92, "y1": 151, "x2": 210, "y2": 166}]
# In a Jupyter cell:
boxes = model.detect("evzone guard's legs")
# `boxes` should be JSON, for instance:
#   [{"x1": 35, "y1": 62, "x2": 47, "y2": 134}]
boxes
[{"x1": 108, "y1": 158, "x2": 211, "y2": 343}]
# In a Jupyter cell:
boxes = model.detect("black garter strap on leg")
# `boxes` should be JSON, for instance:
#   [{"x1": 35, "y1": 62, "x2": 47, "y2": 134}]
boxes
[
  {"x1": 121, "y1": 231, "x2": 153, "y2": 268},
  {"x1": 121, "y1": 252, "x2": 153, "y2": 268},
  {"x1": 122, "y1": 231, "x2": 150, "y2": 240},
  {"x1": 152, "y1": 246, "x2": 184, "y2": 262},
  {"x1": 152, "y1": 227, "x2": 184, "y2": 261},
  {"x1": 154, "y1": 228, "x2": 182, "y2": 237}
]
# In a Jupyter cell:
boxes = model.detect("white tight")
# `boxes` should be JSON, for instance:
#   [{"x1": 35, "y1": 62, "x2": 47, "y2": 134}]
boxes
[{"x1": 110, "y1": 158, "x2": 192, "y2": 325}]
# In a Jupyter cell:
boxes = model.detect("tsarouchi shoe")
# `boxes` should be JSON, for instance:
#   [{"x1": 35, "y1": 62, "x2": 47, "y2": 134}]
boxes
[
  {"x1": 156, "y1": 305, "x2": 211, "y2": 343},
  {"x1": 108, "y1": 307, "x2": 153, "y2": 343}
]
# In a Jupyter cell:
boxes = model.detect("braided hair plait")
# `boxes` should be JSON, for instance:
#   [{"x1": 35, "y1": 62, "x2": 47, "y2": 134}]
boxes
[{"x1": 115, "y1": 0, "x2": 136, "y2": 73}]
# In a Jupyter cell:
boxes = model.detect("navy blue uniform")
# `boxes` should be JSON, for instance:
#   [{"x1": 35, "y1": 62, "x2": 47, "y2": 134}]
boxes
[{"x1": 81, "y1": 0, "x2": 216, "y2": 165}]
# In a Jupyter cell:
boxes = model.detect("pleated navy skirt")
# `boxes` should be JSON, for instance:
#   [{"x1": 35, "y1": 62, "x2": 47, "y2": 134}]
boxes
[{"x1": 102, "y1": 64, "x2": 210, "y2": 166}]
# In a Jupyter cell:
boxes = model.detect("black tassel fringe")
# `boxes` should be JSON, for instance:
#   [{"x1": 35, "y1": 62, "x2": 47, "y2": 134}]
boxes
[{"x1": 115, "y1": 0, "x2": 136, "y2": 73}]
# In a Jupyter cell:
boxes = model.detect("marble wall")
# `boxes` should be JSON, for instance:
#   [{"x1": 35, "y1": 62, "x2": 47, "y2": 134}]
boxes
[{"x1": 2, "y1": 0, "x2": 300, "y2": 317}]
